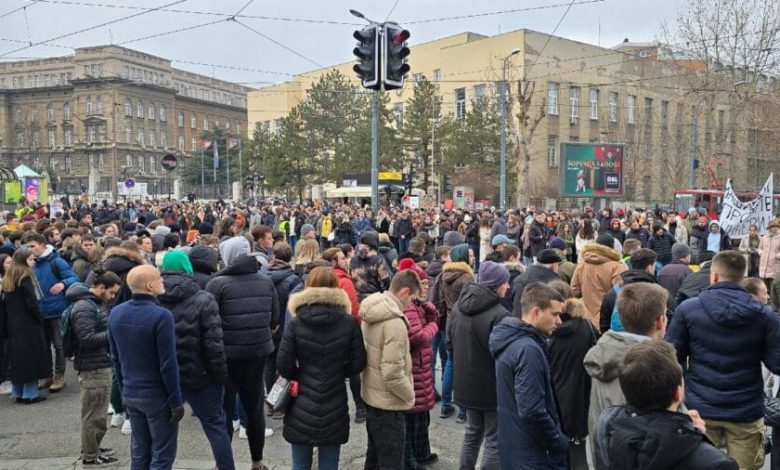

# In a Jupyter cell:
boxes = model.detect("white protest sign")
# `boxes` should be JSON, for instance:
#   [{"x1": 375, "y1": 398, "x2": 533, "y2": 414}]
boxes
[{"x1": 719, "y1": 173, "x2": 773, "y2": 238}]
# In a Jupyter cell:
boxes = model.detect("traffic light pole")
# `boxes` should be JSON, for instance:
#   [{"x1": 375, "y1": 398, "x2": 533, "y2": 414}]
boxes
[{"x1": 371, "y1": 89, "x2": 379, "y2": 213}]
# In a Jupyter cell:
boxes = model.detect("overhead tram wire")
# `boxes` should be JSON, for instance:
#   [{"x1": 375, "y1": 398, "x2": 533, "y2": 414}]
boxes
[
  {"x1": 231, "y1": 18, "x2": 324, "y2": 69},
  {"x1": 0, "y1": 0, "x2": 43, "y2": 20},
  {"x1": 527, "y1": 0, "x2": 578, "y2": 73}
]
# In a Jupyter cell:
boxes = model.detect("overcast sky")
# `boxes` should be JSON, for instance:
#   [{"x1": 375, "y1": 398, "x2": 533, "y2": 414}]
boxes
[{"x1": 0, "y1": 0, "x2": 684, "y2": 88}]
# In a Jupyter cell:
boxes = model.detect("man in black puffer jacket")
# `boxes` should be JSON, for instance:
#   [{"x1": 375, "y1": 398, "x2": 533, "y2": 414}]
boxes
[
  {"x1": 206, "y1": 250, "x2": 279, "y2": 470},
  {"x1": 67, "y1": 273, "x2": 122, "y2": 467},
  {"x1": 187, "y1": 245, "x2": 219, "y2": 289},
  {"x1": 158, "y1": 251, "x2": 232, "y2": 470},
  {"x1": 648, "y1": 224, "x2": 677, "y2": 267}
]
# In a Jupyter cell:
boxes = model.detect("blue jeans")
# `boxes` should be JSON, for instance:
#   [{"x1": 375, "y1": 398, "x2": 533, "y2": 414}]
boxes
[
  {"x1": 11, "y1": 382, "x2": 38, "y2": 399},
  {"x1": 430, "y1": 331, "x2": 447, "y2": 379},
  {"x1": 398, "y1": 237, "x2": 410, "y2": 255},
  {"x1": 184, "y1": 383, "x2": 234, "y2": 470},
  {"x1": 124, "y1": 396, "x2": 179, "y2": 470},
  {"x1": 441, "y1": 350, "x2": 463, "y2": 414},
  {"x1": 291, "y1": 444, "x2": 340, "y2": 470}
]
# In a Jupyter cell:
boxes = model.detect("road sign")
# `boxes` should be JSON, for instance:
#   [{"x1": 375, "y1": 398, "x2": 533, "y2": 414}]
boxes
[
  {"x1": 125, "y1": 178, "x2": 135, "y2": 188},
  {"x1": 161, "y1": 154, "x2": 178, "y2": 172}
]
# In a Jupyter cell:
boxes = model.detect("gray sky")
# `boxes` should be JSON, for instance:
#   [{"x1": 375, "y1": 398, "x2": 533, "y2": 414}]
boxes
[{"x1": 0, "y1": 0, "x2": 683, "y2": 88}]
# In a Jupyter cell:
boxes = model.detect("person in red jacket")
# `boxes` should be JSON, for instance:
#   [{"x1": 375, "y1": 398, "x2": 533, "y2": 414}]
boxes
[
  {"x1": 398, "y1": 258, "x2": 440, "y2": 469},
  {"x1": 323, "y1": 247, "x2": 365, "y2": 423}
]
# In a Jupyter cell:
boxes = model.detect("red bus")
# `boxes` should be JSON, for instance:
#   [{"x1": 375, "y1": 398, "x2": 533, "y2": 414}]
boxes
[{"x1": 673, "y1": 188, "x2": 780, "y2": 217}]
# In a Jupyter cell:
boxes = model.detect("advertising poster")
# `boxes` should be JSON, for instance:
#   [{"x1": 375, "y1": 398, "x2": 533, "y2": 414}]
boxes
[
  {"x1": 4, "y1": 181, "x2": 21, "y2": 204},
  {"x1": 560, "y1": 143, "x2": 624, "y2": 197},
  {"x1": 25, "y1": 178, "x2": 39, "y2": 202}
]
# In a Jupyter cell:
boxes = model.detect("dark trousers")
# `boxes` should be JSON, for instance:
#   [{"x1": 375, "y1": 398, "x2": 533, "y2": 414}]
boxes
[
  {"x1": 404, "y1": 412, "x2": 432, "y2": 467},
  {"x1": 223, "y1": 357, "x2": 266, "y2": 463},
  {"x1": 124, "y1": 395, "x2": 178, "y2": 470},
  {"x1": 111, "y1": 368, "x2": 124, "y2": 414},
  {"x1": 569, "y1": 438, "x2": 588, "y2": 470},
  {"x1": 349, "y1": 374, "x2": 364, "y2": 409},
  {"x1": 184, "y1": 383, "x2": 235, "y2": 470},
  {"x1": 365, "y1": 404, "x2": 405, "y2": 470},
  {"x1": 0, "y1": 337, "x2": 8, "y2": 383},
  {"x1": 43, "y1": 318, "x2": 65, "y2": 376},
  {"x1": 263, "y1": 349, "x2": 277, "y2": 394}
]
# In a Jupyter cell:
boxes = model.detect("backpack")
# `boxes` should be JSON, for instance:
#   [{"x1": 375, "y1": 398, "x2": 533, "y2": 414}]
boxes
[
  {"x1": 61, "y1": 299, "x2": 99, "y2": 358},
  {"x1": 610, "y1": 284, "x2": 625, "y2": 332}
]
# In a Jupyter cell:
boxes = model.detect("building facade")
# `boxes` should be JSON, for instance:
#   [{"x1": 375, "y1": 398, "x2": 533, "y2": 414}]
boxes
[
  {"x1": 0, "y1": 45, "x2": 250, "y2": 199},
  {"x1": 248, "y1": 29, "x2": 764, "y2": 205}
]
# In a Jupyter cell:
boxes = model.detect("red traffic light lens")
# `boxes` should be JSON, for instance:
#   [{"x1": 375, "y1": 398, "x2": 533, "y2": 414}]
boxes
[{"x1": 392, "y1": 30, "x2": 410, "y2": 45}]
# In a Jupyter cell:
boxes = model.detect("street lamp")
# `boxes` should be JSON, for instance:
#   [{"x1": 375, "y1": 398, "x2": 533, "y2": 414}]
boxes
[
  {"x1": 500, "y1": 48, "x2": 521, "y2": 211},
  {"x1": 349, "y1": 9, "x2": 378, "y2": 24}
]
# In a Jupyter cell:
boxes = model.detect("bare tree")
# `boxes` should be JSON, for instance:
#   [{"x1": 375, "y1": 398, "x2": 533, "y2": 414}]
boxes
[{"x1": 507, "y1": 79, "x2": 546, "y2": 208}]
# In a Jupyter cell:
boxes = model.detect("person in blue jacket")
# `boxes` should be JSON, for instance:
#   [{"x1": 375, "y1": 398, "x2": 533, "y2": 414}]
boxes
[
  {"x1": 26, "y1": 232, "x2": 78, "y2": 393},
  {"x1": 489, "y1": 282, "x2": 569, "y2": 470},
  {"x1": 666, "y1": 250, "x2": 780, "y2": 470}
]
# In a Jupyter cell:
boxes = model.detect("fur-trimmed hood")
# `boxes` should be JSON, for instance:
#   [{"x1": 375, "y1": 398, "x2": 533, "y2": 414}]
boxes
[
  {"x1": 287, "y1": 287, "x2": 352, "y2": 318},
  {"x1": 101, "y1": 246, "x2": 146, "y2": 266},
  {"x1": 581, "y1": 243, "x2": 621, "y2": 264},
  {"x1": 442, "y1": 261, "x2": 473, "y2": 275}
]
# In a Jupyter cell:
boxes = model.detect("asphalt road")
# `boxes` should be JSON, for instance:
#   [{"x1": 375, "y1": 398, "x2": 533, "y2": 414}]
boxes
[{"x1": 0, "y1": 365, "x2": 466, "y2": 469}]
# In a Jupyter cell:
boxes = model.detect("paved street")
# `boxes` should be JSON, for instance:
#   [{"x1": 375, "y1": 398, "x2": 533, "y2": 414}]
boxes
[{"x1": 0, "y1": 365, "x2": 465, "y2": 469}]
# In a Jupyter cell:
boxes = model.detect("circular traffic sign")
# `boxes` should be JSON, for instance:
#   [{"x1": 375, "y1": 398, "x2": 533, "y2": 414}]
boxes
[
  {"x1": 125, "y1": 178, "x2": 135, "y2": 188},
  {"x1": 161, "y1": 154, "x2": 178, "y2": 172}
]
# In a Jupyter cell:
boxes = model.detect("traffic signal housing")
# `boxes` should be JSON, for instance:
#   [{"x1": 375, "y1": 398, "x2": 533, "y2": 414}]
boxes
[
  {"x1": 443, "y1": 175, "x2": 452, "y2": 193},
  {"x1": 353, "y1": 25, "x2": 380, "y2": 90},
  {"x1": 383, "y1": 23, "x2": 410, "y2": 90}
]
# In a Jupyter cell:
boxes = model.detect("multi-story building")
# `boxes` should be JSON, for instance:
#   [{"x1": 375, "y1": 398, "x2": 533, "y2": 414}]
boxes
[
  {"x1": 0, "y1": 45, "x2": 251, "y2": 198},
  {"x1": 248, "y1": 29, "x2": 764, "y2": 205}
]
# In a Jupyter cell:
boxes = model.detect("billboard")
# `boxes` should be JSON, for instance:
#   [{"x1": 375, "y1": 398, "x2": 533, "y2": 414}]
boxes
[{"x1": 560, "y1": 143, "x2": 624, "y2": 197}]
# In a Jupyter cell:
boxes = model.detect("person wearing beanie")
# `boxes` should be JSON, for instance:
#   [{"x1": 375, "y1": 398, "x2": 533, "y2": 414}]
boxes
[
  {"x1": 547, "y1": 238, "x2": 576, "y2": 285},
  {"x1": 428, "y1": 242, "x2": 474, "y2": 421},
  {"x1": 689, "y1": 216, "x2": 709, "y2": 261},
  {"x1": 397, "y1": 259, "x2": 440, "y2": 468},
  {"x1": 294, "y1": 224, "x2": 316, "y2": 257},
  {"x1": 447, "y1": 260, "x2": 510, "y2": 469},
  {"x1": 572, "y1": 237, "x2": 627, "y2": 330},
  {"x1": 198, "y1": 222, "x2": 214, "y2": 236},
  {"x1": 658, "y1": 243, "x2": 693, "y2": 305},
  {"x1": 158, "y1": 250, "x2": 233, "y2": 470},
  {"x1": 648, "y1": 223, "x2": 678, "y2": 267}
]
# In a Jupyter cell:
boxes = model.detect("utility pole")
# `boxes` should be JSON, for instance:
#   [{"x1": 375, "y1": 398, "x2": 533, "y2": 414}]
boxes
[
  {"x1": 689, "y1": 108, "x2": 698, "y2": 189},
  {"x1": 371, "y1": 89, "x2": 379, "y2": 213},
  {"x1": 111, "y1": 88, "x2": 118, "y2": 203}
]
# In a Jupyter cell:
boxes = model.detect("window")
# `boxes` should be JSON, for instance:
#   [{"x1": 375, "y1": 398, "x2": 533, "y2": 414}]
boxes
[
  {"x1": 178, "y1": 136, "x2": 184, "y2": 152},
  {"x1": 178, "y1": 112, "x2": 184, "y2": 127},
  {"x1": 160, "y1": 131, "x2": 167, "y2": 148},
  {"x1": 136, "y1": 129, "x2": 144, "y2": 146},
  {"x1": 644, "y1": 97, "x2": 653, "y2": 123},
  {"x1": 47, "y1": 103, "x2": 54, "y2": 121},
  {"x1": 159, "y1": 105, "x2": 166, "y2": 122},
  {"x1": 32, "y1": 131, "x2": 39, "y2": 148},
  {"x1": 394, "y1": 103, "x2": 404, "y2": 129},
  {"x1": 661, "y1": 100, "x2": 669, "y2": 129},
  {"x1": 547, "y1": 83, "x2": 559, "y2": 115},
  {"x1": 474, "y1": 84, "x2": 487, "y2": 102},
  {"x1": 433, "y1": 69, "x2": 441, "y2": 83},
  {"x1": 215, "y1": 119, "x2": 220, "y2": 129},
  {"x1": 48, "y1": 129, "x2": 55, "y2": 148},
  {"x1": 125, "y1": 98, "x2": 132, "y2": 117},
  {"x1": 87, "y1": 126, "x2": 95, "y2": 144},
  {"x1": 589, "y1": 89, "x2": 599, "y2": 120},
  {"x1": 138, "y1": 155, "x2": 145, "y2": 173},
  {"x1": 203, "y1": 117, "x2": 209, "y2": 131},
  {"x1": 30, "y1": 106, "x2": 38, "y2": 122},
  {"x1": 191, "y1": 137, "x2": 197, "y2": 151},
  {"x1": 86, "y1": 96, "x2": 93, "y2": 114},
  {"x1": 14, "y1": 106, "x2": 21, "y2": 120},
  {"x1": 148, "y1": 104, "x2": 155, "y2": 120},
  {"x1": 98, "y1": 125, "x2": 106, "y2": 143},
  {"x1": 274, "y1": 119, "x2": 282, "y2": 135},
  {"x1": 191, "y1": 114, "x2": 196, "y2": 129},
  {"x1": 148, "y1": 131, "x2": 155, "y2": 148},
  {"x1": 455, "y1": 88, "x2": 466, "y2": 120},
  {"x1": 627, "y1": 95, "x2": 636, "y2": 124},
  {"x1": 225, "y1": 121, "x2": 231, "y2": 131},
  {"x1": 96, "y1": 96, "x2": 103, "y2": 114},
  {"x1": 569, "y1": 87, "x2": 580, "y2": 123},
  {"x1": 548, "y1": 135, "x2": 558, "y2": 168},
  {"x1": 64, "y1": 128, "x2": 72, "y2": 146},
  {"x1": 412, "y1": 73, "x2": 423, "y2": 86},
  {"x1": 137, "y1": 100, "x2": 144, "y2": 118},
  {"x1": 65, "y1": 155, "x2": 72, "y2": 172},
  {"x1": 89, "y1": 154, "x2": 95, "y2": 168},
  {"x1": 16, "y1": 130, "x2": 25, "y2": 147},
  {"x1": 98, "y1": 154, "x2": 104, "y2": 172},
  {"x1": 125, "y1": 127, "x2": 132, "y2": 144},
  {"x1": 608, "y1": 92, "x2": 617, "y2": 122},
  {"x1": 126, "y1": 154, "x2": 132, "y2": 168},
  {"x1": 149, "y1": 156, "x2": 156, "y2": 175}
]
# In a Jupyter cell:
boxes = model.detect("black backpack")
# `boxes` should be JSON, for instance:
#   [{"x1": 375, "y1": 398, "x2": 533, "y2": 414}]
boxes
[{"x1": 61, "y1": 299, "x2": 99, "y2": 358}]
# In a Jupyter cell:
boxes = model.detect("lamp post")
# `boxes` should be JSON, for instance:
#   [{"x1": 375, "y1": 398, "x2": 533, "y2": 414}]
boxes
[{"x1": 500, "y1": 48, "x2": 521, "y2": 211}]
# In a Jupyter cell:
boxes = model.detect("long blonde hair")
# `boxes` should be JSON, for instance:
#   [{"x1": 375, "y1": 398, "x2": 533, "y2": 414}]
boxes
[
  {"x1": 3, "y1": 249, "x2": 34, "y2": 293},
  {"x1": 295, "y1": 239, "x2": 321, "y2": 266}
]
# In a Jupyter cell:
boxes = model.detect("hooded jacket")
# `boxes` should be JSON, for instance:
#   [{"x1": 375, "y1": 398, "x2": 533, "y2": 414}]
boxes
[
  {"x1": 67, "y1": 283, "x2": 111, "y2": 372},
  {"x1": 205, "y1": 254, "x2": 280, "y2": 360},
  {"x1": 626, "y1": 226, "x2": 650, "y2": 248},
  {"x1": 446, "y1": 283, "x2": 509, "y2": 410},
  {"x1": 159, "y1": 271, "x2": 227, "y2": 391},
  {"x1": 594, "y1": 406, "x2": 738, "y2": 470},
  {"x1": 431, "y1": 261, "x2": 474, "y2": 320},
  {"x1": 599, "y1": 269, "x2": 675, "y2": 333},
  {"x1": 571, "y1": 244, "x2": 627, "y2": 329},
  {"x1": 689, "y1": 222, "x2": 709, "y2": 256},
  {"x1": 705, "y1": 220, "x2": 732, "y2": 252},
  {"x1": 511, "y1": 264, "x2": 561, "y2": 314},
  {"x1": 584, "y1": 330, "x2": 648, "y2": 440},
  {"x1": 665, "y1": 282, "x2": 780, "y2": 422},
  {"x1": 70, "y1": 243, "x2": 98, "y2": 281},
  {"x1": 648, "y1": 229, "x2": 677, "y2": 264},
  {"x1": 676, "y1": 261, "x2": 712, "y2": 305},
  {"x1": 333, "y1": 266, "x2": 360, "y2": 321},
  {"x1": 359, "y1": 291, "x2": 414, "y2": 411},
  {"x1": 350, "y1": 246, "x2": 390, "y2": 302},
  {"x1": 187, "y1": 245, "x2": 219, "y2": 289},
  {"x1": 33, "y1": 245, "x2": 79, "y2": 319},
  {"x1": 101, "y1": 246, "x2": 145, "y2": 306},
  {"x1": 277, "y1": 287, "x2": 366, "y2": 446},
  {"x1": 403, "y1": 300, "x2": 439, "y2": 413},
  {"x1": 758, "y1": 231, "x2": 780, "y2": 279},
  {"x1": 260, "y1": 259, "x2": 302, "y2": 344},
  {"x1": 489, "y1": 317, "x2": 568, "y2": 469}
]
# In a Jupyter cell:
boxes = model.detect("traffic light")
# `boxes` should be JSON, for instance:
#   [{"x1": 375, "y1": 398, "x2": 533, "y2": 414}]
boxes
[
  {"x1": 383, "y1": 23, "x2": 410, "y2": 90},
  {"x1": 245, "y1": 175, "x2": 255, "y2": 190},
  {"x1": 443, "y1": 175, "x2": 452, "y2": 193},
  {"x1": 353, "y1": 25, "x2": 380, "y2": 90}
]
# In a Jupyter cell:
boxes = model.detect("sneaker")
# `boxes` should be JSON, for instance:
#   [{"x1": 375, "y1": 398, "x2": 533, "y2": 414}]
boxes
[
  {"x1": 456, "y1": 412, "x2": 467, "y2": 424},
  {"x1": 49, "y1": 375, "x2": 66, "y2": 393},
  {"x1": 99, "y1": 448, "x2": 114, "y2": 457},
  {"x1": 266, "y1": 404, "x2": 274, "y2": 417},
  {"x1": 0, "y1": 382, "x2": 12, "y2": 395},
  {"x1": 82, "y1": 455, "x2": 119, "y2": 468},
  {"x1": 23, "y1": 396, "x2": 47, "y2": 404},
  {"x1": 417, "y1": 453, "x2": 439, "y2": 466},
  {"x1": 265, "y1": 428, "x2": 274, "y2": 438},
  {"x1": 354, "y1": 406, "x2": 366, "y2": 424},
  {"x1": 38, "y1": 378, "x2": 53, "y2": 390},
  {"x1": 121, "y1": 418, "x2": 131, "y2": 435},
  {"x1": 272, "y1": 411, "x2": 284, "y2": 420},
  {"x1": 440, "y1": 405, "x2": 455, "y2": 419},
  {"x1": 107, "y1": 403, "x2": 115, "y2": 415},
  {"x1": 110, "y1": 413, "x2": 124, "y2": 428},
  {"x1": 239, "y1": 426, "x2": 247, "y2": 439},
  {"x1": 232, "y1": 419, "x2": 240, "y2": 432}
]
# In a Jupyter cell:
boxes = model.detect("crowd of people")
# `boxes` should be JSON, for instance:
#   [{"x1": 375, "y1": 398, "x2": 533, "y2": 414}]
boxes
[{"x1": 0, "y1": 194, "x2": 780, "y2": 469}]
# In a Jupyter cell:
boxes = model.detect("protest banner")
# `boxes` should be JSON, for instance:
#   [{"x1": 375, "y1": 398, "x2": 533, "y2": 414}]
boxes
[{"x1": 719, "y1": 174, "x2": 773, "y2": 238}]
